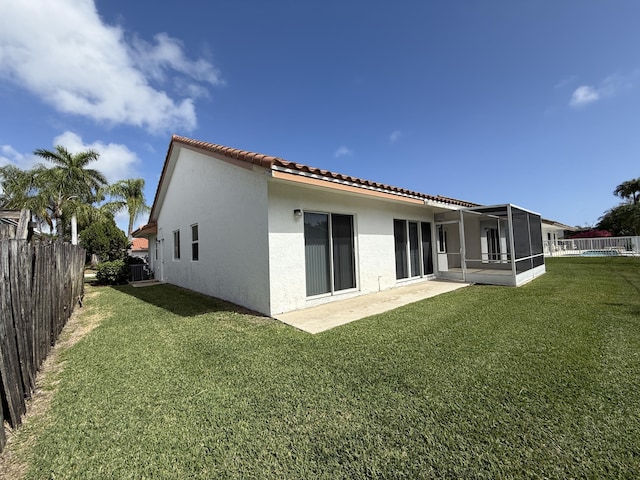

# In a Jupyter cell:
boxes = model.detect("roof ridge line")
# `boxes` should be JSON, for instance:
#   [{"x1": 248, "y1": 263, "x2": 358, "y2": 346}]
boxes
[{"x1": 170, "y1": 135, "x2": 478, "y2": 208}]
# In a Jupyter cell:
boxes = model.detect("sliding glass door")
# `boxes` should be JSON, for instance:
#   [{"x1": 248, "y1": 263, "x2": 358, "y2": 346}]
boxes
[
  {"x1": 305, "y1": 212, "x2": 356, "y2": 296},
  {"x1": 421, "y1": 222, "x2": 433, "y2": 274},
  {"x1": 394, "y1": 219, "x2": 433, "y2": 279},
  {"x1": 304, "y1": 213, "x2": 331, "y2": 296},
  {"x1": 331, "y1": 214, "x2": 355, "y2": 292},
  {"x1": 394, "y1": 219, "x2": 408, "y2": 279}
]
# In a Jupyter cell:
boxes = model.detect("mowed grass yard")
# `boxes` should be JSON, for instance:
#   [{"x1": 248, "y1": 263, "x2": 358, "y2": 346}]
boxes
[{"x1": 14, "y1": 257, "x2": 640, "y2": 478}]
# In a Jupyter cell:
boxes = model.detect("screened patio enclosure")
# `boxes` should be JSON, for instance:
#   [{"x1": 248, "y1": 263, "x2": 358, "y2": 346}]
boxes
[{"x1": 434, "y1": 204, "x2": 545, "y2": 286}]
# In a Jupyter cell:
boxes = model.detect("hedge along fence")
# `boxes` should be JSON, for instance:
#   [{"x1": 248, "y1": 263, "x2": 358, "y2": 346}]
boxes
[{"x1": 0, "y1": 240, "x2": 85, "y2": 453}]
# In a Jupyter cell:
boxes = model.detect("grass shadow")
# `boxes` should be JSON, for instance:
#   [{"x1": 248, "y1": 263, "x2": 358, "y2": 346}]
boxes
[
  {"x1": 604, "y1": 302, "x2": 640, "y2": 319},
  {"x1": 111, "y1": 283, "x2": 266, "y2": 318}
]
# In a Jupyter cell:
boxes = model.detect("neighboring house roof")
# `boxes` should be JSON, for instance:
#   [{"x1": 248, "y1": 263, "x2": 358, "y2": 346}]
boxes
[
  {"x1": 131, "y1": 238, "x2": 149, "y2": 251},
  {"x1": 541, "y1": 218, "x2": 578, "y2": 231},
  {"x1": 133, "y1": 135, "x2": 480, "y2": 238}
]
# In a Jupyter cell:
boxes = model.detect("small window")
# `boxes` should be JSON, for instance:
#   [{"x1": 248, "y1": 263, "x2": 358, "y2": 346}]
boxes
[
  {"x1": 173, "y1": 230, "x2": 181, "y2": 259},
  {"x1": 191, "y1": 224, "x2": 199, "y2": 261}
]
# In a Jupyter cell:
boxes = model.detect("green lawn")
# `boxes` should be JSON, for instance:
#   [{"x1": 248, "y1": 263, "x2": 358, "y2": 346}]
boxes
[{"x1": 23, "y1": 257, "x2": 640, "y2": 478}]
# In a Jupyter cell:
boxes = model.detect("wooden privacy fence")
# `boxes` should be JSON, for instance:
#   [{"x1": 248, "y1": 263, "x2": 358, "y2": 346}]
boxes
[{"x1": 0, "y1": 240, "x2": 85, "y2": 452}]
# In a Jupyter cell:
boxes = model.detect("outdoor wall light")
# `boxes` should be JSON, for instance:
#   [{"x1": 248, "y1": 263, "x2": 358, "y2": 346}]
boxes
[{"x1": 293, "y1": 209, "x2": 302, "y2": 217}]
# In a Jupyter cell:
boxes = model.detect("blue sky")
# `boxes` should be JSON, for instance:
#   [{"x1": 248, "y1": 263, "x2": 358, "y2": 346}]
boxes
[{"x1": 1, "y1": 0, "x2": 639, "y2": 232}]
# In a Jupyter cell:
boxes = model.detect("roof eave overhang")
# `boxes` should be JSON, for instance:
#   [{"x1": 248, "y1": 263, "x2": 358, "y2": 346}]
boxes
[
  {"x1": 270, "y1": 166, "x2": 475, "y2": 209},
  {"x1": 132, "y1": 222, "x2": 157, "y2": 238},
  {"x1": 145, "y1": 135, "x2": 479, "y2": 224}
]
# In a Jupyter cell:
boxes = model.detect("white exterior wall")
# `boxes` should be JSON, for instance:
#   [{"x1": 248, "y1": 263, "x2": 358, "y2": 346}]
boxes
[
  {"x1": 541, "y1": 223, "x2": 567, "y2": 243},
  {"x1": 147, "y1": 234, "x2": 158, "y2": 276},
  {"x1": 267, "y1": 180, "x2": 437, "y2": 315},
  {"x1": 155, "y1": 148, "x2": 271, "y2": 314}
]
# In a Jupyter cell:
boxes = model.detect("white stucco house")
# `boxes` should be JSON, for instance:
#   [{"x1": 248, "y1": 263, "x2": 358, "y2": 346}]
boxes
[
  {"x1": 541, "y1": 219, "x2": 577, "y2": 256},
  {"x1": 133, "y1": 135, "x2": 546, "y2": 316}
]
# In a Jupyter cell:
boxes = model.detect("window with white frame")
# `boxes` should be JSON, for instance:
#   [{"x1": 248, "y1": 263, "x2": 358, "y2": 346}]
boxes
[
  {"x1": 173, "y1": 230, "x2": 180, "y2": 260},
  {"x1": 191, "y1": 224, "x2": 199, "y2": 261},
  {"x1": 394, "y1": 220, "x2": 433, "y2": 280}
]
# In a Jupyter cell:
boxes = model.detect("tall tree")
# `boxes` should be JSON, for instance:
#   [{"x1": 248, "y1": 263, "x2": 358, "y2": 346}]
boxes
[
  {"x1": 0, "y1": 164, "x2": 50, "y2": 229},
  {"x1": 0, "y1": 165, "x2": 34, "y2": 208},
  {"x1": 598, "y1": 176, "x2": 640, "y2": 236},
  {"x1": 598, "y1": 204, "x2": 640, "y2": 236},
  {"x1": 613, "y1": 177, "x2": 640, "y2": 205},
  {"x1": 105, "y1": 178, "x2": 150, "y2": 240},
  {"x1": 79, "y1": 213, "x2": 129, "y2": 262},
  {"x1": 33, "y1": 146, "x2": 107, "y2": 237}
]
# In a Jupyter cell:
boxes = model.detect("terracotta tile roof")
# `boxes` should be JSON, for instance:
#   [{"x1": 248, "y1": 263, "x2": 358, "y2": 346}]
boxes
[
  {"x1": 131, "y1": 238, "x2": 148, "y2": 251},
  {"x1": 171, "y1": 135, "x2": 478, "y2": 208},
  {"x1": 131, "y1": 222, "x2": 157, "y2": 238}
]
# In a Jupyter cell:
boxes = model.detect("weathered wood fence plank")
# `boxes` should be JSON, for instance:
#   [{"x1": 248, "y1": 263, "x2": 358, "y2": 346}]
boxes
[
  {"x1": 0, "y1": 240, "x2": 85, "y2": 453},
  {"x1": 0, "y1": 240, "x2": 25, "y2": 428}
]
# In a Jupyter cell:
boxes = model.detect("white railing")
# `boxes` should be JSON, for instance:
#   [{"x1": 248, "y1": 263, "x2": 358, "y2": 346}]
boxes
[{"x1": 544, "y1": 236, "x2": 640, "y2": 257}]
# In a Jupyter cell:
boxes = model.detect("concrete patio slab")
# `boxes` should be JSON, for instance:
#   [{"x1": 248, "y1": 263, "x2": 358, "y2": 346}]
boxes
[{"x1": 274, "y1": 279, "x2": 471, "y2": 334}]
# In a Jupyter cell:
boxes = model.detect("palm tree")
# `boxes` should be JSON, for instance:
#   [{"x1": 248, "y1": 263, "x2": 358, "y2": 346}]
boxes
[
  {"x1": 0, "y1": 164, "x2": 35, "y2": 208},
  {"x1": 105, "y1": 178, "x2": 150, "y2": 240},
  {"x1": 33, "y1": 146, "x2": 108, "y2": 238},
  {"x1": 0, "y1": 164, "x2": 51, "y2": 229},
  {"x1": 613, "y1": 177, "x2": 640, "y2": 205}
]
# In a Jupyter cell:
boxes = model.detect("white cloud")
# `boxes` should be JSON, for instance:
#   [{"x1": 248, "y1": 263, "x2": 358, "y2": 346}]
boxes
[
  {"x1": 568, "y1": 70, "x2": 638, "y2": 108},
  {"x1": 0, "y1": 145, "x2": 39, "y2": 169},
  {"x1": 52, "y1": 131, "x2": 141, "y2": 183},
  {"x1": 2, "y1": 134, "x2": 139, "y2": 181},
  {"x1": 131, "y1": 33, "x2": 222, "y2": 86},
  {"x1": 570, "y1": 85, "x2": 600, "y2": 107},
  {"x1": 389, "y1": 130, "x2": 403, "y2": 142},
  {"x1": 334, "y1": 146, "x2": 353, "y2": 158},
  {"x1": 569, "y1": 85, "x2": 600, "y2": 107},
  {"x1": 0, "y1": 0, "x2": 223, "y2": 134}
]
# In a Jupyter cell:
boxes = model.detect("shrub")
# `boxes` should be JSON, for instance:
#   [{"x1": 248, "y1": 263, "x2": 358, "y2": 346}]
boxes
[
  {"x1": 95, "y1": 260, "x2": 128, "y2": 285},
  {"x1": 569, "y1": 229, "x2": 612, "y2": 239}
]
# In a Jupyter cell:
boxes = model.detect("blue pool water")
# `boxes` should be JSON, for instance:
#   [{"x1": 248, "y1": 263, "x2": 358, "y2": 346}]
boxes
[{"x1": 580, "y1": 250, "x2": 619, "y2": 257}]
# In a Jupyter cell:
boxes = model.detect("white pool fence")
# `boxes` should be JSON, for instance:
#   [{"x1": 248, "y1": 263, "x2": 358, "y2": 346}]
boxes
[{"x1": 544, "y1": 236, "x2": 640, "y2": 257}]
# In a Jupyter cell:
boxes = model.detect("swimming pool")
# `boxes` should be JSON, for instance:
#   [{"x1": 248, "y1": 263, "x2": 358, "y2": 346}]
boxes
[{"x1": 580, "y1": 249, "x2": 620, "y2": 257}]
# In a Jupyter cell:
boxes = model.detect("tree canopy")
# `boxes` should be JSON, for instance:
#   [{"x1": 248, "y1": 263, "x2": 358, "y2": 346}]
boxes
[
  {"x1": 105, "y1": 178, "x2": 150, "y2": 240},
  {"x1": 597, "y1": 177, "x2": 640, "y2": 236},
  {"x1": 79, "y1": 214, "x2": 129, "y2": 262},
  {"x1": 0, "y1": 144, "x2": 149, "y2": 247},
  {"x1": 613, "y1": 177, "x2": 640, "y2": 205}
]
